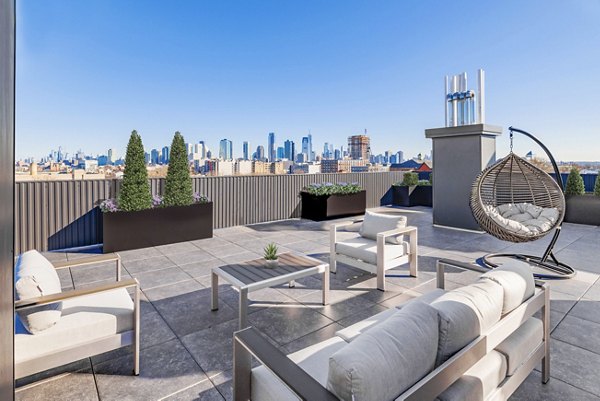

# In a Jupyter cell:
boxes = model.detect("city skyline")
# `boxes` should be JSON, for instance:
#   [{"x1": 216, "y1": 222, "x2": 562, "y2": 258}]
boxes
[{"x1": 16, "y1": 1, "x2": 600, "y2": 161}]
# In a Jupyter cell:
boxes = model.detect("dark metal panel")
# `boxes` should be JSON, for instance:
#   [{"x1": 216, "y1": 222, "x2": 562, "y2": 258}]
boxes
[{"x1": 0, "y1": 0, "x2": 15, "y2": 398}]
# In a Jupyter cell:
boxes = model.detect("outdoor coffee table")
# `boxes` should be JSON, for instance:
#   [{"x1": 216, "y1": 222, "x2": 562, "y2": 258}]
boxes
[{"x1": 211, "y1": 252, "x2": 330, "y2": 329}]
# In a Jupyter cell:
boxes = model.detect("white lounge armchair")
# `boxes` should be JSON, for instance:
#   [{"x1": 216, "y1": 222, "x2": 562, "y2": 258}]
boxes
[
  {"x1": 330, "y1": 211, "x2": 417, "y2": 291},
  {"x1": 14, "y1": 250, "x2": 140, "y2": 379}
]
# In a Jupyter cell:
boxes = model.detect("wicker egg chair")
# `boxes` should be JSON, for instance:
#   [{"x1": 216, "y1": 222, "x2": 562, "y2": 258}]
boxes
[{"x1": 470, "y1": 127, "x2": 576, "y2": 279}]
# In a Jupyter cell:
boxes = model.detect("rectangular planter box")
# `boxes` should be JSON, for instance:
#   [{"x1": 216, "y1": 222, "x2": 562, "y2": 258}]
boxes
[
  {"x1": 102, "y1": 202, "x2": 213, "y2": 253},
  {"x1": 565, "y1": 195, "x2": 600, "y2": 226},
  {"x1": 300, "y1": 191, "x2": 366, "y2": 221},
  {"x1": 392, "y1": 186, "x2": 432, "y2": 207}
]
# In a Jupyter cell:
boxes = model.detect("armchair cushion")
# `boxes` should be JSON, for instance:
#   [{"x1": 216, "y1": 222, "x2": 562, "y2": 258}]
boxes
[
  {"x1": 15, "y1": 250, "x2": 63, "y2": 334},
  {"x1": 335, "y1": 237, "x2": 408, "y2": 265},
  {"x1": 431, "y1": 280, "x2": 504, "y2": 366},
  {"x1": 359, "y1": 211, "x2": 407, "y2": 244},
  {"x1": 480, "y1": 260, "x2": 535, "y2": 314},
  {"x1": 15, "y1": 287, "x2": 134, "y2": 364},
  {"x1": 327, "y1": 301, "x2": 439, "y2": 401}
]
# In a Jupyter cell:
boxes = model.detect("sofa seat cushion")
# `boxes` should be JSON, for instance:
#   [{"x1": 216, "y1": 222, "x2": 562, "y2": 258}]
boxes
[
  {"x1": 251, "y1": 336, "x2": 347, "y2": 401},
  {"x1": 359, "y1": 211, "x2": 407, "y2": 244},
  {"x1": 480, "y1": 260, "x2": 535, "y2": 314},
  {"x1": 327, "y1": 301, "x2": 439, "y2": 401},
  {"x1": 15, "y1": 288, "x2": 134, "y2": 364},
  {"x1": 431, "y1": 280, "x2": 504, "y2": 366},
  {"x1": 336, "y1": 289, "x2": 446, "y2": 342},
  {"x1": 436, "y1": 350, "x2": 507, "y2": 401},
  {"x1": 495, "y1": 317, "x2": 543, "y2": 376},
  {"x1": 15, "y1": 250, "x2": 63, "y2": 334},
  {"x1": 335, "y1": 237, "x2": 408, "y2": 265}
]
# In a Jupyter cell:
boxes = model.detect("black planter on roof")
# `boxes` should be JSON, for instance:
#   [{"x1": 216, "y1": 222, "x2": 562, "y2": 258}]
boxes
[{"x1": 300, "y1": 190, "x2": 366, "y2": 221}]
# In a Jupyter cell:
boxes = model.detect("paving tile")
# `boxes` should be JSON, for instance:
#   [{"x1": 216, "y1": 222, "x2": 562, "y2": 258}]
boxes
[
  {"x1": 247, "y1": 305, "x2": 334, "y2": 345},
  {"x1": 299, "y1": 288, "x2": 376, "y2": 321},
  {"x1": 143, "y1": 279, "x2": 206, "y2": 302},
  {"x1": 162, "y1": 378, "x2": 225, "y2": 401},
  {"x1": 217, "y1": 251, "x2": 262, "y2": 264},
  {"x1": 16, "y1": 371, "x2": 99, "y2": 401},
  {"x1": 569, "y1": 298, "x2": 600, "y2": 325},
  {"x1": 546, "y1": 339, "x2": 600, "y2": 397},
  {"x1": 509, "y1": 370, "x2": 600, "y2": 401},
  {"x1": 282, "y1": 322, "x2": 345, "y2": 354},
  {"x1": 205, "y1": 243, "x2": 248, "y2": 258},
  {"x1": 179, "y1": 258, "x2": 226, "y2": 278},
  {"x1": 166, "y1": 249, "x2": 216, "y2": 266},
  {"x1": 190, "y1": 236, "x2": 233, "y2": 249},
  {"x1": 583, "y1": 280, "x2": 600, "y2": 301},
  {"x1": 156, "y1": 241, "x2": 200, "y2": 255},
  {"x1": 116, "y1": 246, "x2": 162, "y2": 262},
  {"x1": 181, "y1": 319, "x2": 239, "y2": 377},
  {"x1": 132, "y1": 266, "x2": 192, "y2": 290},
  {"x1": 552, "y1": 314, "x2": 600, "y2": 355},
  {"x1": 123, "y1": 255, "x2": 176, "y2": 275},
  {"x1": 70, "y1": 261, "x2": 121, "y2": 287},
  {"x1": 335, "y1": 303, "x2": 389, "y2": 328},
  {"x1": 40, "y1": 251, "x2": 68, "y2": 262},
  {"x1": 94, "y1": 339, "x2": 207, "y2": 401},
  {"x1": 16, "y1": 358, "x2": 92, "y2": 388},
  {"x1": 548, "y1": 290, "x2": 579, "y2": 313},
  {"x1": 152, "y1": 287, "x2": 237, "y2": 337}
]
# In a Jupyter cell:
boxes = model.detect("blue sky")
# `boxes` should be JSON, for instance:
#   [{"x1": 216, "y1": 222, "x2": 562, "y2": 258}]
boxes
[{"x1": 16, "y1": 0, "x2": 600, "y2": 161}]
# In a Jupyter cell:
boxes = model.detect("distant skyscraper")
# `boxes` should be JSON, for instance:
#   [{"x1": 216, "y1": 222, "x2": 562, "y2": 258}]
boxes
[
  {"x1": 397, "y1": 151, "x2": 404, "y2": 163},
  {"x1": 107, "y1": 148, "x2": 115, "y2": 165},
  {"x1": 348, "y1": 133, "x2": 371, "y2": 160},
  {"x1": 256, "y1": 145, "x2": 265, "y2": 161},
  {"x1": 219, "y1": 139, "x2": 233, "y2": 160},
  {"x1": 150, "y1": 149, "x2": 160, "y2": 164},
  {"x1": 301, "y1": 134, "x2": 313, "y2": 161},
  {"x1": 206, "y1": 150, "x2": 212, "y2": 159},
  {"x1": 144, "y1": 152, "x2": 150, "y2": 164},
  {"x1": 243, "y1": 141, "x2": 250, "y2": 160},
  {"x1": 284, "y1": 140, "x2": 295, "y2": 160},
  {"x1": 161, "y1": 146, "x2": 169, "y2": 164},
  {"x1": 268, "y1": 132, "x2": 276, "y2": 162},
  {"x1": 334, "y1": 149, "x2": 341, "y2": 160},
  {"x1": 276, "y1": 146, "x2": 285, "y2": 160}
]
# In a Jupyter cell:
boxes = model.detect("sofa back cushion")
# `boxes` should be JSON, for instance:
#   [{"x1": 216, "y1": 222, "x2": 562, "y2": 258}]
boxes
[
  {"x1": 480, "y1": 260, "x2": 535, "y2": 314},
  {"x1": 15, "y1": 250, "x2": 63, "y2": 334},
  {"x1": 359, "y1": 211, "x2": 406, "y2": 244},
  {"x1": 431, "y1": 280, "x2": 504, "y2": 366},
  {"x1": 327, "y1": 301, "x2": 438, "y2": 401}
]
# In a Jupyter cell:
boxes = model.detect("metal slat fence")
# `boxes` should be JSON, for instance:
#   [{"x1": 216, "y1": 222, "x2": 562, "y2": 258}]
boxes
[{"x1": 15, "y1": 172, "x2": 405, "y2": 253}]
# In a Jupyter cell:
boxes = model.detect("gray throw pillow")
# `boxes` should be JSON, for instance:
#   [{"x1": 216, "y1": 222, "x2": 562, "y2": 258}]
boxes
[{"x1": 327, "y1": 301, "x2": 439, "y2": 401}]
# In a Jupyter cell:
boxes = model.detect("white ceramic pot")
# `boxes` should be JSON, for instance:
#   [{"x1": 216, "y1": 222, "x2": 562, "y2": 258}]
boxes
[{"x1": 265, "y1": 258, "x2": 279, "y2": 268}]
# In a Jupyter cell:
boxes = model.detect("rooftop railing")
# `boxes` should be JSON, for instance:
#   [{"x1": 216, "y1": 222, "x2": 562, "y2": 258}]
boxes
[{"x1": 15, "y1": 171, "x2": 405, "y2": 254}]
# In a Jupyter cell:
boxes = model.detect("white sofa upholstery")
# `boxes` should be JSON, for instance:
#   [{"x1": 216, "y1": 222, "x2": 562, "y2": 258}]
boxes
[
  {"x1": 234, "y1": 259, "x2": 550, "y2": 401},
  {"x1": 330, "y1": 212, "x2": 418, "y2": 291},
  {"x1": 14, "y1": 250, "x2": 140, "y2": 379}
]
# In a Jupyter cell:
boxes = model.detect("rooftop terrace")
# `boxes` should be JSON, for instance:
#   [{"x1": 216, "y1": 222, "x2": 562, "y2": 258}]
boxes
[{"x1": 14, "y1": 206, "x2": 600, "y2": 401}]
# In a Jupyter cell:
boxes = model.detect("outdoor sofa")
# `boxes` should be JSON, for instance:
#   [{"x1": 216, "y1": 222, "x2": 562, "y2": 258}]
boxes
[{"x1": 233, "y1": 258, "x2": 549, "y2": 401}]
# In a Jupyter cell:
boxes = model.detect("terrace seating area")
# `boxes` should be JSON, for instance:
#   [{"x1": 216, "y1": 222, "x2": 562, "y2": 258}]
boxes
[{"x1": 14, "y1": 206, "x2": 600, "y2": 401}]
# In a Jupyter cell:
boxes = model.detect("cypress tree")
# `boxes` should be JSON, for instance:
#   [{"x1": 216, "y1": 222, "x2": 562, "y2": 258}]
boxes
[
  {"x1": 594, "y1": 174, "x2": 600, "y2": 197},
  {"x1": 164, "y1": 131, "x2": 193, "y2": 207},
  {"x1": 565, "y1": 167, "x2": 585, "y2": 196},
  {"x1": 118, "y1": 130, "x2": 152, "y2": 211}
]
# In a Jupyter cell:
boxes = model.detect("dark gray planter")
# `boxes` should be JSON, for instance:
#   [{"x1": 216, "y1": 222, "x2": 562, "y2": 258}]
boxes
[
  {"x1": 102, "y1": 202, "x2": 213, "y2": 253},
  {"x1": 300, "y1": 191, "x2": 366, "y2": 221},
  {"x1": 392, "y1": 185, "x2": 432, "y2": 207},
  {"x1": 565, "y1": 195, "x2": 600, "y2": 226}
]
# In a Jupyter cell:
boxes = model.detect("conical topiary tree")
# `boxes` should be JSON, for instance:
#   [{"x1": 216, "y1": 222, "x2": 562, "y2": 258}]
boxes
[
  {"x1": 594, "y1": 174, "x2": 600, "y2": 197},
  {"x1": 119, "y1": 130, "x2": 152, "y2": 211},
  {"x1": 565, "y1": 167, "x2": 585, "y2": 196},
  {"x1": 164, "y1": 131, "x2": 193, "y2": 207}
]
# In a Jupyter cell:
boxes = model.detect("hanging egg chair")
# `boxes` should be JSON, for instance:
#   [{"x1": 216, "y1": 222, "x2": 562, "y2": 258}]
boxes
[{"x1": 470, "y1": 127, "x2": 576, "y2": 279}]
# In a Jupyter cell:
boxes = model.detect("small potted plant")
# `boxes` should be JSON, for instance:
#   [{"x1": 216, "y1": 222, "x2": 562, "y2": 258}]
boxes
[{"x1": 263, "y1": 243, "x2": 279, "y2": 268}]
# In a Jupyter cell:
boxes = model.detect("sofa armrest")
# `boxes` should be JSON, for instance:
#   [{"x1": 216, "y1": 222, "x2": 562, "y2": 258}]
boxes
[
  {"x1": 52, "y1": 253, "x2": 122, "y2": 281},
  {"x1": 15, "y1": 278, "x2": 138, "y2": 311},
  {"x1": 435, "y1": 258, "x2": 489, "y2": 289},
  {"x1": 233, "y1": 327, "x2": 338, "y2": 401}
]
